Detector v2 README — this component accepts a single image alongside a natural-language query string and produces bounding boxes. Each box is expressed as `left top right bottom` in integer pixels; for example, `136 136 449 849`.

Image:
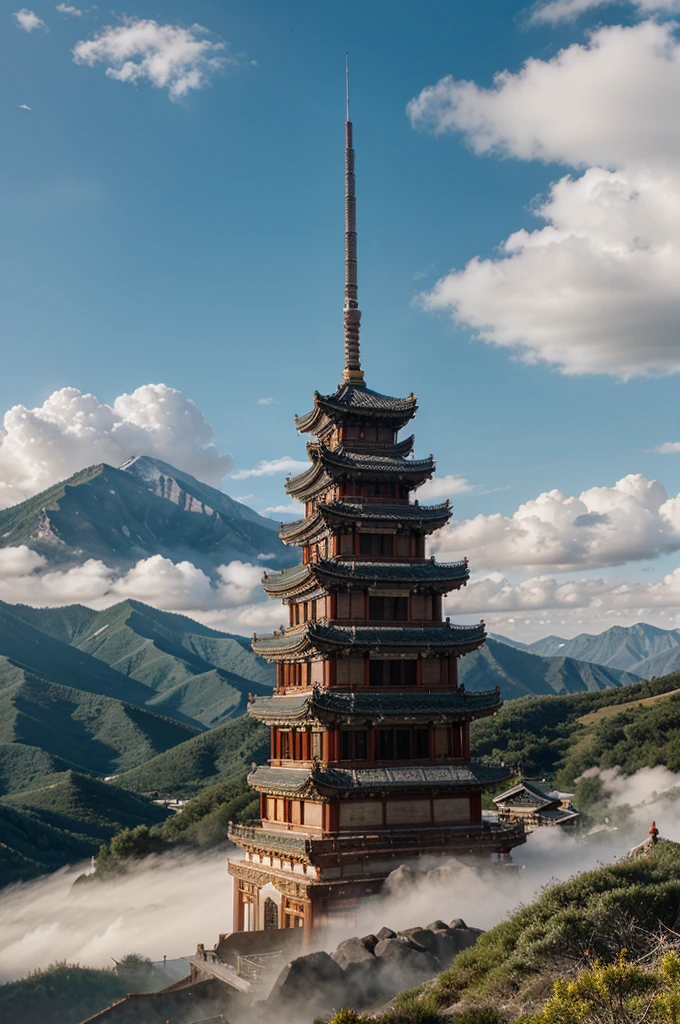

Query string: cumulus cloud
14 8 47 31
529 0 680 24
432 473 680 571
260 502 302 517
418 474 473 501
56 2 82 14
72 17 232 100
653 441 680 454
257 397 278 406
408 21 680 378
0 546 276 631
0 383 233 508
232 456 308 480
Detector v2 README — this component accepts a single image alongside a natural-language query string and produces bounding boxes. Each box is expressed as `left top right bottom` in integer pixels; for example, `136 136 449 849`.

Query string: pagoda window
311 732 322 759
368 596 408 621
377 729 394 760
280 731 292 759
359 533 394 557
369 659 418 687
339 729 369 761
413 727 429 759
395 729 411 759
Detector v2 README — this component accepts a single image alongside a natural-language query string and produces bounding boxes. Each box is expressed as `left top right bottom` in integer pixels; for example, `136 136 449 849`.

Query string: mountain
470 671 680 783
0 456 294 573
494 622 680 679
2 770 171 842
459 637 640 700
114 715 268 796
0 663 200 786
0 802 92 886
12 599 276 728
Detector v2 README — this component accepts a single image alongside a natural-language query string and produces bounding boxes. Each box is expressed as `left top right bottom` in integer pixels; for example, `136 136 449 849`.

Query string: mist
2 766 680 987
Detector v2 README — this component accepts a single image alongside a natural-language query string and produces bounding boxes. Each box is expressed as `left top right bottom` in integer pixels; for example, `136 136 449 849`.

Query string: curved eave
295 388 418 435
251 623 487 661
261 559 470 599
247 761 510 797
310 445 436 482
279 512 327 547
278 501 453 547
247 687 503 726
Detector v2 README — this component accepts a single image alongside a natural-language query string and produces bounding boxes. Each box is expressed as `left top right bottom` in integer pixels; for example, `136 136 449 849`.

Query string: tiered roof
295 385 418 435
279 500 452 546
285 447 435 499
248 687 502 725
261 557 469 599
248 761 511 797
252 621 486 659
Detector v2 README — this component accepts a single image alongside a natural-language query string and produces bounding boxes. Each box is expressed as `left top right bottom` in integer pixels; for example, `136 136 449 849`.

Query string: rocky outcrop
265 918 483 1016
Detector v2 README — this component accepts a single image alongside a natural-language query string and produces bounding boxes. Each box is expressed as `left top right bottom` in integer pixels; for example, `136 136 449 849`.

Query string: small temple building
227 80 525 940
493 780 580 831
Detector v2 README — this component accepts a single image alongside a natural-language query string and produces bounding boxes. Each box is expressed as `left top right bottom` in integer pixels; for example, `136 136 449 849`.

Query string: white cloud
18 104 32 110
257 397 278 406
446 566 680 641
529 0 680 25
72 17 230 100
0 546 276 630
56 2 82 14
653 441 680 454
14 9 47 31
418 474 473 501
407 21 680 171
408 21 680 379
232 456 308 480
432 473 680 571
0 383 233 508
260 502 302 517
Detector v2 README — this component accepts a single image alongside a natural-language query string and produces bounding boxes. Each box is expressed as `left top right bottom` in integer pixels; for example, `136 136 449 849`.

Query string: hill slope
0 662 200 784
114 715 268 796
469 671 680 786
0 457 293 572
459 637 640 699
9 600 275 728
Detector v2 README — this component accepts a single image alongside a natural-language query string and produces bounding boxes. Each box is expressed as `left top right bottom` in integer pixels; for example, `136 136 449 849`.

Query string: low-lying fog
2 765 680 984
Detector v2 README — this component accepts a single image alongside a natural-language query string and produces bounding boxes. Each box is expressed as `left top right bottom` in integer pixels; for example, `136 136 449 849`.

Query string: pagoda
227 79 525 939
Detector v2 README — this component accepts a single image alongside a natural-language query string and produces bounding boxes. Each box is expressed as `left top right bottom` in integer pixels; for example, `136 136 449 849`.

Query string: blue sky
4 0 680 639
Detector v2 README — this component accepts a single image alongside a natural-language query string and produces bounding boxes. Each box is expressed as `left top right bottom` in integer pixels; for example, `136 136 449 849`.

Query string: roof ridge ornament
342 53 365 388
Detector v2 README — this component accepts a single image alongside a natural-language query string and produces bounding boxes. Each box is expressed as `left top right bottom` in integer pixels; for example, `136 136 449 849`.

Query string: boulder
373 936 440 988
360 933 379 952
426 919 449 932
397 927 439 955
267 950 346 1012
332 936 376 970
449 918 468 930
343 957 386 1009
376 926 397 941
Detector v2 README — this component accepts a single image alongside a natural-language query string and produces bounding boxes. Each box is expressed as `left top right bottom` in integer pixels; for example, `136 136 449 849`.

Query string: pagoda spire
342 54 365 386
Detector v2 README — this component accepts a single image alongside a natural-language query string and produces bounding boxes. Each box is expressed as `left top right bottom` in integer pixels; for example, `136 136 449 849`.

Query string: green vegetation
470 673 680 788
70 599 275 727
0 803 92 884
87 774 258 878
326 840 680 1023
0 664 199 782
0 958 167 1024
115 714 268 796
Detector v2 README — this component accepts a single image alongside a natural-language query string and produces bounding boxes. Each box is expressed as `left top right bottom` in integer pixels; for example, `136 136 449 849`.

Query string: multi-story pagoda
227 86 525 940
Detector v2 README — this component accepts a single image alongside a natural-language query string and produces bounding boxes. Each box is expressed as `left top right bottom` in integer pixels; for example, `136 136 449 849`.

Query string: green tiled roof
261 558 469 596
285 448 434 498
227 823 310 858
248 687 502 723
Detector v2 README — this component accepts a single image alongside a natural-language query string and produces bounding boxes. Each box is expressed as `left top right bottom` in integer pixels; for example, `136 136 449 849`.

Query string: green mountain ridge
114 714 269 796
0 661 200 783
494 621 680 680
460 636 641 699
